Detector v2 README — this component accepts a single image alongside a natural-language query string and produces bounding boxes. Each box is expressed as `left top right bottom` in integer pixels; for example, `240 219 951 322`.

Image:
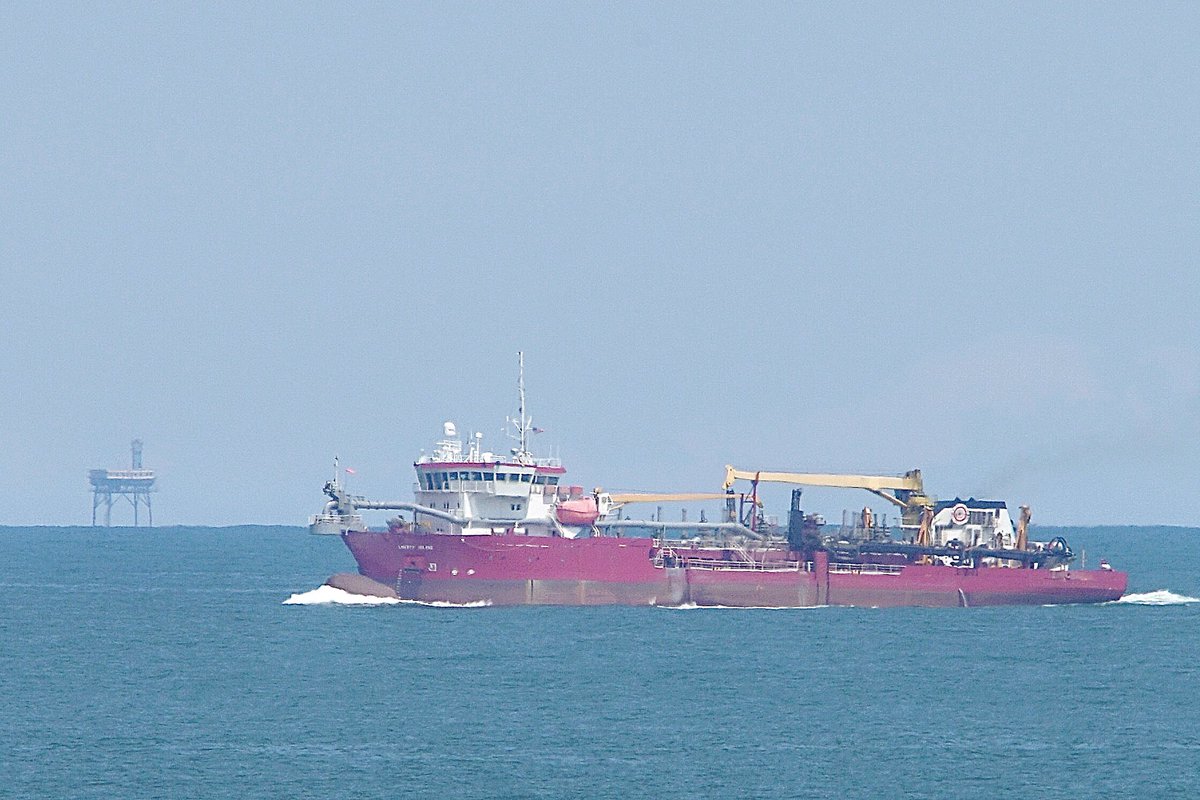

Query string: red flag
344 467 357 475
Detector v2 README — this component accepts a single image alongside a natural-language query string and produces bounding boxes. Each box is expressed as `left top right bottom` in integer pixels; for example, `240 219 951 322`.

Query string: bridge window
484 472 494 481
471 472 482 481
533 475 546 485
547 476 559 486
521 474 532 483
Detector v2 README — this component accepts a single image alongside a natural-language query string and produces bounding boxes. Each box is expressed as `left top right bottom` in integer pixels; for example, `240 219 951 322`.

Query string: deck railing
827 562 904 576
653 552 805 572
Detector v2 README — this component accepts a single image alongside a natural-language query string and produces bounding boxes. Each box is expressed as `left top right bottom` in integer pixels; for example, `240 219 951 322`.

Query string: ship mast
511 351 533 463
519 351 527 457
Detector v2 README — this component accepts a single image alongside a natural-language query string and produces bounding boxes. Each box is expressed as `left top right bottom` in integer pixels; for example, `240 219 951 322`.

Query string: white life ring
950 504 970 525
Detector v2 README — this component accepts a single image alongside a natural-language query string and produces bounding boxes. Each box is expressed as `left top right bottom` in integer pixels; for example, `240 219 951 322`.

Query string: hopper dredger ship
309 355 1127 607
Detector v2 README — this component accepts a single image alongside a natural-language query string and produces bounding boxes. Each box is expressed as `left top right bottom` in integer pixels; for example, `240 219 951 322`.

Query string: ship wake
1112 590 1200 606
660 602 828 610
283 585 492 608
283 585 400 606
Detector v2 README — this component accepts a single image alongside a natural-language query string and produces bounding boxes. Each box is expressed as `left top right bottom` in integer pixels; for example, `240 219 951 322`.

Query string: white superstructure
410 421 576 534
930 499 1016 548
311 353 611 537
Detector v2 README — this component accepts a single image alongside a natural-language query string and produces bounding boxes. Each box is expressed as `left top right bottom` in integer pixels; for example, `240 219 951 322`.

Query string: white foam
659 602 827 610
283 585 400 606
282 585 492 607
414 599 493 608
1113 590 1200 606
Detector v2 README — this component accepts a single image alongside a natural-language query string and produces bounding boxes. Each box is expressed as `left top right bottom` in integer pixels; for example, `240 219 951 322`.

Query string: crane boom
607 492 737 505
723 466 923 493
723 465 931 518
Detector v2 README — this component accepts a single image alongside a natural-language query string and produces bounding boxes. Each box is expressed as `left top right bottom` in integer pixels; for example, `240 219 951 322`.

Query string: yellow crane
1015 504 1031 551
605 491 741 505
722 465 933 524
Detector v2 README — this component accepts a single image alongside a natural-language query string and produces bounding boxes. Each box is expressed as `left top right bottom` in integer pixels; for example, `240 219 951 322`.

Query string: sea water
1 525 1196 799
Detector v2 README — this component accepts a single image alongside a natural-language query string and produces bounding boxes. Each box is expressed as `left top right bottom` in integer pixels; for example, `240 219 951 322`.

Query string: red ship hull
337 531 1128 607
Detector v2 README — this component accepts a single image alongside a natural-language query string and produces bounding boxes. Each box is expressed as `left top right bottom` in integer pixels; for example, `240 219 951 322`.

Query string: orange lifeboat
555 498 599 526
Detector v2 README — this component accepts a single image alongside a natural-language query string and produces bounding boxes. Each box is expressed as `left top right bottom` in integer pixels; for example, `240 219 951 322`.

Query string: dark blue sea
1 525 1197 799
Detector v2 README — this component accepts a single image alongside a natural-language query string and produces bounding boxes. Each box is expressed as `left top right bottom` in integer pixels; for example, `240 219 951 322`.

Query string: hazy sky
2 3 1197 526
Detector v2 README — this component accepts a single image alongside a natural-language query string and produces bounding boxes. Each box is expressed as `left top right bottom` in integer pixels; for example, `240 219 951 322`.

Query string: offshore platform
89 439 156 526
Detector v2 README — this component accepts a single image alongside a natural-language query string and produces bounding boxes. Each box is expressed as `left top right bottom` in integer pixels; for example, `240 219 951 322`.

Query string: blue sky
2 3 1196 526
